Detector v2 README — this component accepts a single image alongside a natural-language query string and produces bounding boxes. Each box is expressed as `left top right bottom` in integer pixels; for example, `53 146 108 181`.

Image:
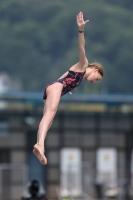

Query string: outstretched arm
76 12 89 68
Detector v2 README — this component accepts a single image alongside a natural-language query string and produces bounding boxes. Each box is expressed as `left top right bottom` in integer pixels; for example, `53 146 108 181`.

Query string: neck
84 68 94 78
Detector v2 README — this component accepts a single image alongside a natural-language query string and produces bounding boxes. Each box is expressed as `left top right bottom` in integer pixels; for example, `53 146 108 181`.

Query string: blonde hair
88 62 104 77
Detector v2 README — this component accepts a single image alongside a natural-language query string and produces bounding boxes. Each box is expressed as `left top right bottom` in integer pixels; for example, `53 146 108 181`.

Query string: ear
94 68 98 73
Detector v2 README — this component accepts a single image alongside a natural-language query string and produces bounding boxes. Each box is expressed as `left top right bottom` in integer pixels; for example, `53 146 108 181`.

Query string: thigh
44 82 63 114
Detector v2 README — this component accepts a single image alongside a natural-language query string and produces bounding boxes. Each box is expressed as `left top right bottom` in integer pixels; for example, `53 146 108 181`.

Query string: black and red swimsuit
43 70 85 100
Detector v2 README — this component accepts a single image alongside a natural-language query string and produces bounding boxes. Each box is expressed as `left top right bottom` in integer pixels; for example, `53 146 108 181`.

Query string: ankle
37 143 43 146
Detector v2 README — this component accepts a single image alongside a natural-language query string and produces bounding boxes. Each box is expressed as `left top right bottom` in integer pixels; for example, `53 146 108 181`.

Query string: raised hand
76 11 89 31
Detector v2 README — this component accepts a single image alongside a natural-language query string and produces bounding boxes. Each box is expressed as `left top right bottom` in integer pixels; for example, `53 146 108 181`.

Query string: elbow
79 45 84 50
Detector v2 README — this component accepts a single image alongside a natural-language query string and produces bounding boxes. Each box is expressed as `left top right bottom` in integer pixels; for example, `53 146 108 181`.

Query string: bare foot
33 144 47 165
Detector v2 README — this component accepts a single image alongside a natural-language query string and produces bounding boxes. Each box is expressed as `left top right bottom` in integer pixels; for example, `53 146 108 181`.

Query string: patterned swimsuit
43 70 85 100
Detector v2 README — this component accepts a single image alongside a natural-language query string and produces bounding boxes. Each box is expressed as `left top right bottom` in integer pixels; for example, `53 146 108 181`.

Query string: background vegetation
0 0 133 94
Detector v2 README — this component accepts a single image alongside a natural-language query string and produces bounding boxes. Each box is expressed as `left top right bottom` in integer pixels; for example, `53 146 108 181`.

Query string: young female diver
33 11 104 165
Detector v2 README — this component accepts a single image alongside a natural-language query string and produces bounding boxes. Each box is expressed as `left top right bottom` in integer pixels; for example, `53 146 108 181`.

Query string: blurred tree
0 0 133 93
101 0 133 10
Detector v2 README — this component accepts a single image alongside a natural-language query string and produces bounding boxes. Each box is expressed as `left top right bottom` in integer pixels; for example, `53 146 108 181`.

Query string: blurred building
0 73 22 93
0 92 133 200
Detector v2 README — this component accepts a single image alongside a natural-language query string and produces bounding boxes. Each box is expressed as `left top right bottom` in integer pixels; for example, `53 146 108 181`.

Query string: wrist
78 26 84 30
78 27 84 33
79 30 84 33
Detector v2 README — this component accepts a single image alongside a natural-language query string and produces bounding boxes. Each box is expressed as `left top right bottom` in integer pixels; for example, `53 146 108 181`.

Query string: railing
0 163 28 200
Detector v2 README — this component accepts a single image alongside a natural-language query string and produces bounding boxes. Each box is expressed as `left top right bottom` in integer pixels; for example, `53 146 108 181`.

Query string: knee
39 115 53 129
49 120 53 127
44 111 56 124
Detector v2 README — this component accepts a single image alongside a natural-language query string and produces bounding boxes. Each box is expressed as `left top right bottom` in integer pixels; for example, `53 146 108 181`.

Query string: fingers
77 11 89 23
85 20 89 24
77 11 83 20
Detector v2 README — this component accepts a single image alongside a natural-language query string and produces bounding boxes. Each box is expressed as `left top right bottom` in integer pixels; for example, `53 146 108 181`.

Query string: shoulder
69 60 88 72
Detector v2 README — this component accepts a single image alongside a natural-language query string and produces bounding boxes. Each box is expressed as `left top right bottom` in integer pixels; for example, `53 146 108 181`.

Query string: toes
33 148 47 165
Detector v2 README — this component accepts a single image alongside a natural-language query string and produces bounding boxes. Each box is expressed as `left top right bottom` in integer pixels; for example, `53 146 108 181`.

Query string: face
85 68 102 83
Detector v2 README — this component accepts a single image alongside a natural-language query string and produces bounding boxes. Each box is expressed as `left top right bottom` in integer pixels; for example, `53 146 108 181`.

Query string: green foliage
0 0 133 93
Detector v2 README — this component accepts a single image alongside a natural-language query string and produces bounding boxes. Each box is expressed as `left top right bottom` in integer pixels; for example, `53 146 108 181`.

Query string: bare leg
33 83 63 165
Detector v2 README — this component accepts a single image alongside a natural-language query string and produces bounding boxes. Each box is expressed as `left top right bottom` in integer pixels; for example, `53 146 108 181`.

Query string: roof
0 91 133 104
0 91 133 113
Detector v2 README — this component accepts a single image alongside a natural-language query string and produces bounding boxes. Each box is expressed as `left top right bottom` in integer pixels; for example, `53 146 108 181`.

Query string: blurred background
0 0 133 200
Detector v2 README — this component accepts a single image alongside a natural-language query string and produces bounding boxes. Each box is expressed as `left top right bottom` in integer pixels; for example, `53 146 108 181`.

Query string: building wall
0 96 133 199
